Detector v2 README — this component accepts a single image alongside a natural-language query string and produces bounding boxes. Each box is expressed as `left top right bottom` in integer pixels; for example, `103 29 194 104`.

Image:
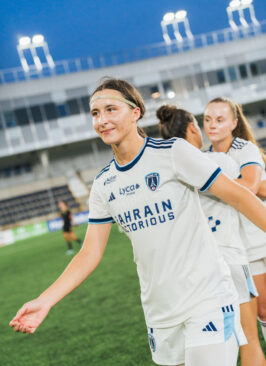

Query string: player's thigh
63 232 71 241
185 333 238 366
69 231 78 240
239 301 260 343
253 273 266 318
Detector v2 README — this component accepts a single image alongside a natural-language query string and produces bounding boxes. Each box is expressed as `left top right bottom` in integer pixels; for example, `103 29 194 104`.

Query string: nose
98 112 108 126
208 120 216 129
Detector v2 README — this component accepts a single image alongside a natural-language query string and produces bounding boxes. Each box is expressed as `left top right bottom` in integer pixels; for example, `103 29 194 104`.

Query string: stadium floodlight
19 36 31 46
227 0 259 30
161 9 193 44
163 12 175 23
175 10 187 20
32 34 45 44
17 34 55 72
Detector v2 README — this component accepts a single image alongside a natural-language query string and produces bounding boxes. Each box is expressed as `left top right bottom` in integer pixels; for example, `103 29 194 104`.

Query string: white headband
90 94 137 109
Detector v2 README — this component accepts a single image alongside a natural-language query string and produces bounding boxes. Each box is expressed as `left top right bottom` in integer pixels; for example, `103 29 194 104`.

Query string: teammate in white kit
156 104 265 366
10 80 266 366
203 97 266 352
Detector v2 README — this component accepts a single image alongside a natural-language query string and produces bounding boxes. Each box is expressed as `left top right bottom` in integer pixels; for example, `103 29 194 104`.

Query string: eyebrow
90 104 118 114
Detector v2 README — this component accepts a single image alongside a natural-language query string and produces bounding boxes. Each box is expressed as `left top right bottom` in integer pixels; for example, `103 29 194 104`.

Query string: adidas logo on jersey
108 192 116 202
202 321 217 332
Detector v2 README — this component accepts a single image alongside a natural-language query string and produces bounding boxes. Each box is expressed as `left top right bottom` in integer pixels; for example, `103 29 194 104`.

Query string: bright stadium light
227 0 259 30
167 90 176 99
32 34 44 44
161 9 193 44
229 0 241 8
163 12 175 23
17 34 55 72
19 36 31 46
175 10 187 20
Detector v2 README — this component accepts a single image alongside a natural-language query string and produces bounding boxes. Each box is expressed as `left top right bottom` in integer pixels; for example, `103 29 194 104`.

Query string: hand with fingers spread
9 299 51 334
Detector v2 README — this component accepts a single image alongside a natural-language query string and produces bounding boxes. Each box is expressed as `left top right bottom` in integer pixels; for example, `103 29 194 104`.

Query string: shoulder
95 159 115 180
146 137 177 150
231 137 249 150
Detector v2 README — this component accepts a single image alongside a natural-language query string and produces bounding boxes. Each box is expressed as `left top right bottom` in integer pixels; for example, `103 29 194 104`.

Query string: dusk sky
1 0 266 70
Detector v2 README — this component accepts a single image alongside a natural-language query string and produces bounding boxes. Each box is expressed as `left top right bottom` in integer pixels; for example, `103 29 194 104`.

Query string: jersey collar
114 138 148 172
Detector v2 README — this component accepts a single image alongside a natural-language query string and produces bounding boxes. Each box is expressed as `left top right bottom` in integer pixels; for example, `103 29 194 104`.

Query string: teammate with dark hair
157 104 266 366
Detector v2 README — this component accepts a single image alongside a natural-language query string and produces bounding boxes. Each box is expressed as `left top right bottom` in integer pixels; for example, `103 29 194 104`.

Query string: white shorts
229 264 258 303
249 258 266 276
147 303 247 366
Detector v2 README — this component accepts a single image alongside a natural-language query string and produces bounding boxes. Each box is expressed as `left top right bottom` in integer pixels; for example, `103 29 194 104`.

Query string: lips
101 128 114 135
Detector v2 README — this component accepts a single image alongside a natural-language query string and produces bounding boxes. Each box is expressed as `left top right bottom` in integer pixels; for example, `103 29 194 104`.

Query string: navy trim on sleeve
88 217 115 224
240 162 263 170
200 167 222 192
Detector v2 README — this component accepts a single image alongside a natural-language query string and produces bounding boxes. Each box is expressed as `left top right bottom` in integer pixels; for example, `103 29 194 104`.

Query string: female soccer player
10 79 266 366
58 200 82 254
156 104 265 366
204 97 266 346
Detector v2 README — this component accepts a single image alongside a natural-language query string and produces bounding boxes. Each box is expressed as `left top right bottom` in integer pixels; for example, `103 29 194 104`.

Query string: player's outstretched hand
9 299 51 334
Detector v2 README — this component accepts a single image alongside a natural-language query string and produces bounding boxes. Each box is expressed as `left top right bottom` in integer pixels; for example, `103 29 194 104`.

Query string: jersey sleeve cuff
88 217 115 224
200 167 222 192
240 162 263 170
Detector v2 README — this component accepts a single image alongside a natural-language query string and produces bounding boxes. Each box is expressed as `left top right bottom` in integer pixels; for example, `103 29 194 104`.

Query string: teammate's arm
9 223 112 334
209 173 266 232
234 165 262 194
257 179 266 198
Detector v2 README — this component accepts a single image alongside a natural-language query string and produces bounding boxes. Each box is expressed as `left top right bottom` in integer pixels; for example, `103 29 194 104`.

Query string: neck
112 132 145 165
212 136 234 152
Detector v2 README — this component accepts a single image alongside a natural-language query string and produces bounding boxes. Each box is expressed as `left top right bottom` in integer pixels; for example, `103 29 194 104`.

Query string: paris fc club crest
145 172 160 191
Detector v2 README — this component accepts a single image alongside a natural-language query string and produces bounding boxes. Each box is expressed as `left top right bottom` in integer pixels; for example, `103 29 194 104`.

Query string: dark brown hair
207 97 266 164
91 77 147 137
156 105 194 139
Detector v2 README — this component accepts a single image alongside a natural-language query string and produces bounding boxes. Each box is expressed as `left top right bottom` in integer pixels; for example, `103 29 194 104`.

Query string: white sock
258 317 266 341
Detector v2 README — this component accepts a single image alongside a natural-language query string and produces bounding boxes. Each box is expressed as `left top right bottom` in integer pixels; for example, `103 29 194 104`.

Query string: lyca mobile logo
119 184 140 195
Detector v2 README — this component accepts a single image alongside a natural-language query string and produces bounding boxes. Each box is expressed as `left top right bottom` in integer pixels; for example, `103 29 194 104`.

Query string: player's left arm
209 172 266 232
235 164 262 194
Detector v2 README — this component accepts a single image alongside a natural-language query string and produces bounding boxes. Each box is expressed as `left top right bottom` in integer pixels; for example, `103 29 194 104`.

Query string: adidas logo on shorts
202 321 217 332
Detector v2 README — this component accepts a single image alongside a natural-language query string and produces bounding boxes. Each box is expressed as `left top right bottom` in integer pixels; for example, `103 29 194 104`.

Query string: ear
187 122 197 134
132 107 141 122
232 118 238 130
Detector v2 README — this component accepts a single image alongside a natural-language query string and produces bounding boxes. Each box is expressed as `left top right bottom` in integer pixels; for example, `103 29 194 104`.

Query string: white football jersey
200 152 248 265
88 137 237 328
210 137 266 262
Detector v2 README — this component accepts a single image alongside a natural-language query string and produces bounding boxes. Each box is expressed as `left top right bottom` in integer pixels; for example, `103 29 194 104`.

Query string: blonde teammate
204 97 266 347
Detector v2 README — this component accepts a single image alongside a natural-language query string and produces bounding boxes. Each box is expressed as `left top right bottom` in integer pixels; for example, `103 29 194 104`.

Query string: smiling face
90 89 140 145
203 102 238 145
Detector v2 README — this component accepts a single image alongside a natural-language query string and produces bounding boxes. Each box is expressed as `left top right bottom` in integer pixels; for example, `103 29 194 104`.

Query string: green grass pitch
1 224 265 365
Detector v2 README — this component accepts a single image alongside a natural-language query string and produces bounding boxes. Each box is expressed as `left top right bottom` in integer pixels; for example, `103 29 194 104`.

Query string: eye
91 111 99 117
107 107 115 112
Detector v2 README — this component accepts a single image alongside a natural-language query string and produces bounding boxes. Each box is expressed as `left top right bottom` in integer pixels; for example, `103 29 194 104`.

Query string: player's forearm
210 174 266 232
234 178 260 194
220 185 266 231
38 248 102 308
